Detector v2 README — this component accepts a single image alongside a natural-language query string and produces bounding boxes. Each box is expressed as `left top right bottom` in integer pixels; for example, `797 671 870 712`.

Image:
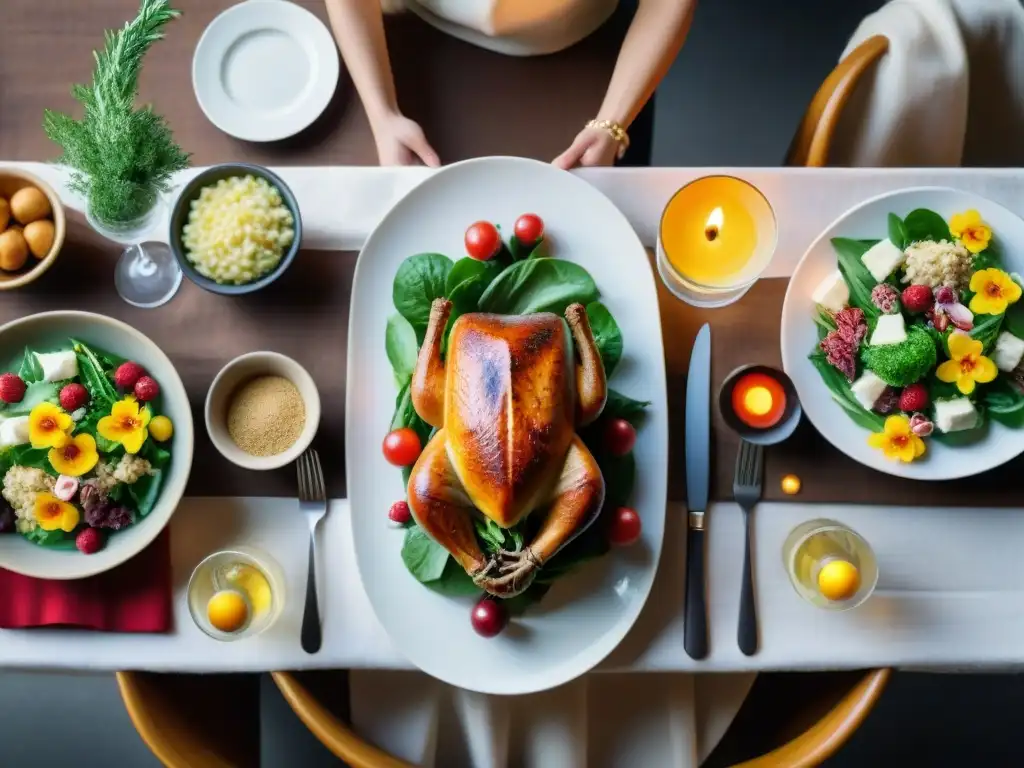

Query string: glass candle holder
657 175 777 308
187 547 285 641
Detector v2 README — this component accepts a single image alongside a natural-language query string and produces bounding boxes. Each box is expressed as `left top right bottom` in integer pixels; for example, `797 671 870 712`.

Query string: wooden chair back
786 35 889 167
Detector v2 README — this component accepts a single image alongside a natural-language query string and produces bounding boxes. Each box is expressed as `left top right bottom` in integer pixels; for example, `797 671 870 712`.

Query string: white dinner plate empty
193 0 340 142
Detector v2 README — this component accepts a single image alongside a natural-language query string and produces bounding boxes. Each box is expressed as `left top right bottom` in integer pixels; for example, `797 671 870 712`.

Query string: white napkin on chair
349 671 701 767
831 0 1024 167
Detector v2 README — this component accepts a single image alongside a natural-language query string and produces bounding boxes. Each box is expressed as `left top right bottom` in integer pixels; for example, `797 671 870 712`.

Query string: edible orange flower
34 492 79 532
949 209 992 254
867 415 926 463
968 268 1021 315
48 433 99 477
936 331 997 395
28 402 73 449
97 396 151 455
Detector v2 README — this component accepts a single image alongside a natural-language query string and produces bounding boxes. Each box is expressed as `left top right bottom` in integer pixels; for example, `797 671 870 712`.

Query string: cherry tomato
382 428 422 466
603 418 636 456
470 597 509 638
465 221 501 261
514 213 544 246
608 506 642 546
388 500 412 524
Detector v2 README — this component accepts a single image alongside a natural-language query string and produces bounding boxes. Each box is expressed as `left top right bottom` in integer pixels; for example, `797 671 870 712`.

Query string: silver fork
734 439 764 657
298 449 327 654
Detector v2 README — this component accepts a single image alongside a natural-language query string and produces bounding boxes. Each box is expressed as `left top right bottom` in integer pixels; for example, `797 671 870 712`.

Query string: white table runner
4 162 1023 766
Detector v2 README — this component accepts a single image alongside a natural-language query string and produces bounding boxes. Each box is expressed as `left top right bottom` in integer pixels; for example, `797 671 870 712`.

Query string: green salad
0 340 174 553
810 207 1024 463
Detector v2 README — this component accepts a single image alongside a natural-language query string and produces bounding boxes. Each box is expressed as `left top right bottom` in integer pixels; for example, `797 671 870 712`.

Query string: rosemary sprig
43 0 190 224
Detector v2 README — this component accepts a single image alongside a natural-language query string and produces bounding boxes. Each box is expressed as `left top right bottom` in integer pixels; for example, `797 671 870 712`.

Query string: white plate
193 0 339 142
0 312 193 579
346 157 669 695
781 187 1024 480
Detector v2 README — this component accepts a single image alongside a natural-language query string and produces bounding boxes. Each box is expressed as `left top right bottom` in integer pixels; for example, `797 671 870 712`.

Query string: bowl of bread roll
0 168 65 289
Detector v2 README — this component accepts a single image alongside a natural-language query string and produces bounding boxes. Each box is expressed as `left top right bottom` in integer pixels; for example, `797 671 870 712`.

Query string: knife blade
684 323 711 660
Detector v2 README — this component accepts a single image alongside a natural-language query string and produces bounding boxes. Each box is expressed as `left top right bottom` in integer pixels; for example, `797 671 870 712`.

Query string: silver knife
684 323 711 660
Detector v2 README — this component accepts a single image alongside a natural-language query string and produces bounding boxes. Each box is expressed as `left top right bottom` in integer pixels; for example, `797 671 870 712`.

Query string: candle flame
704 207 724 241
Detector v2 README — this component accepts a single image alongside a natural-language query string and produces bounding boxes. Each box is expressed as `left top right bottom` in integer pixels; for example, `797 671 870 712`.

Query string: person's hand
371 112 441 167
553 125 622 169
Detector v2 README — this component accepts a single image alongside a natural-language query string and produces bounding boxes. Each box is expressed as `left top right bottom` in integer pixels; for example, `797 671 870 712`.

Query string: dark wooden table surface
0 4 885 764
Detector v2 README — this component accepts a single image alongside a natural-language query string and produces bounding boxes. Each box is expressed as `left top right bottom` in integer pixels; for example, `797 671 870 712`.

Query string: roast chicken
406 298 608 597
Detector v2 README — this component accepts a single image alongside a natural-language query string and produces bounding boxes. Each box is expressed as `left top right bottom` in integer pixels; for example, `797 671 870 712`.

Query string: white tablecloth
4 162 1023 766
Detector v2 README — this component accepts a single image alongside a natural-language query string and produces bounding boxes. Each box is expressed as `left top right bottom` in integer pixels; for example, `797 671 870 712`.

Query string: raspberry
0 373 25 404
901 285 933 314
59 382 88 411
133 376 160 402
899 383 929 412
935 285 956 305
75 527 103 555
114 361 146 390
388 500 412 524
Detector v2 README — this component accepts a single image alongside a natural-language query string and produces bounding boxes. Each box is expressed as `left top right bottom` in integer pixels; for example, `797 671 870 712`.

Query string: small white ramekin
205 351 321 470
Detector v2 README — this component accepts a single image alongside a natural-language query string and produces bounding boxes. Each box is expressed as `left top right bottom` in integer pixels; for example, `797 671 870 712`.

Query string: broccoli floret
861 326 937 387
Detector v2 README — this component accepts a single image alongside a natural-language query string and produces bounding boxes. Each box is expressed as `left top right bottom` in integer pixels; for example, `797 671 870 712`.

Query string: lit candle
731 372 786 429
656 176 777 308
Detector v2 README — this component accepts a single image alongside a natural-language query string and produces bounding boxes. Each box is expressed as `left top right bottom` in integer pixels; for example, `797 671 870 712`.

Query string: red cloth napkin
0 530 172 632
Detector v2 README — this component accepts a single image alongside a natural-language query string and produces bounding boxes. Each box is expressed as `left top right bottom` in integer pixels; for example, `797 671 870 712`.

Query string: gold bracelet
586 119 630 159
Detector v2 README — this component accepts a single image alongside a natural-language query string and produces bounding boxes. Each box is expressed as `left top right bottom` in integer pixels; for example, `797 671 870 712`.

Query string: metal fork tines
298 449 327 654
733 439 764 657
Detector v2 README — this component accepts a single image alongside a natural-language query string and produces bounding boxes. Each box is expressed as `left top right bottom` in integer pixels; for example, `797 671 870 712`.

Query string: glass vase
87 192 182 309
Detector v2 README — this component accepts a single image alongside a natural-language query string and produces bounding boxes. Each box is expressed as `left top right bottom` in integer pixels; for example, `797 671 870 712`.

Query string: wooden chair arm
116 671 259 768
787 35 889 167
731 668 891 767
271 671 412 768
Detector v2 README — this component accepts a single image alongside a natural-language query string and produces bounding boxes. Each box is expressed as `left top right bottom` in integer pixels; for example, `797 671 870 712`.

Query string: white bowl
205 351 320 470
781 187 1024 480
0 311 194 579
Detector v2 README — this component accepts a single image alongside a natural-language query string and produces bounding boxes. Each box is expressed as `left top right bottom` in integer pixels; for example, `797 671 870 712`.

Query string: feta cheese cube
993 331 1024 372
34 351 78 383
869 313 907 346
934 398 978 433
0 415 30 448
850 371 888 411
811 270 849 314
860 239 906 283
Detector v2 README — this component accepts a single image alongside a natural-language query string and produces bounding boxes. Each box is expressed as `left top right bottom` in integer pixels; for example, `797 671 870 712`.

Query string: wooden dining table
0 2 885 764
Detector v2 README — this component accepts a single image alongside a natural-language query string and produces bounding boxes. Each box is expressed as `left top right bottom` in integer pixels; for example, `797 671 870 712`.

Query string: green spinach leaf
809 351 885 431
984 380 1024 427
971 312 1004 352
903 208 951 243
26 527 73 548
392 253 453 339
17 347 43 383
887 213 908 250
6 445 54 474
401 525 450 582
129 469 162 517
0 381 58 417
602 451 636 508
603 389 651 426
586 302 622 377
423 558 481 597
385 314 419 388
141 441 171 468
72 340 119 407
478 258 599 315
830 238 881 319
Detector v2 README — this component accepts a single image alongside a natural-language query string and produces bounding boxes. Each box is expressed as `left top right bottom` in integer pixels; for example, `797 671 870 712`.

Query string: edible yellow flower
968 268 1021 315
33 492 79 533
48 433 99 477
97 396 151 455
867 415 926 463
949 209 992 254
28 402 73 449
936 331 997 395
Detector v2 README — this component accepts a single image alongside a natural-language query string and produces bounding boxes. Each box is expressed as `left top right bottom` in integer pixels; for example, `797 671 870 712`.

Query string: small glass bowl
187 547 285 641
